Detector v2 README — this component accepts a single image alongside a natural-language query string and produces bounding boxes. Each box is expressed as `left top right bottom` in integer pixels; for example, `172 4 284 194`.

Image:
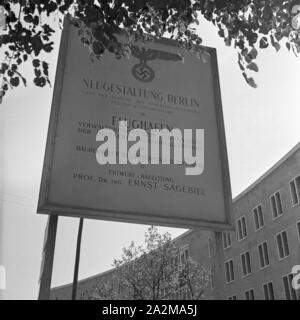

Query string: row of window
225 229 294 283
211 222 300 263
228 274 298 300
223 220 300 257
223 213 300 250
224 176 300 245
236 190 283 241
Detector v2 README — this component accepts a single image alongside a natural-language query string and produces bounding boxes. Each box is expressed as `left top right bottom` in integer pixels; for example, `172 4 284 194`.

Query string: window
241 251 252 276
222 232 232 249
237 216 247 240
225 259 234 283
258 241 270 269
245 289 255 300
180 246 189 265
283 274 298 300
253 204 264 230
263 282 275 300
228 295 237 300
297 221 300 242
208 237 213 258
290 176 300 206
270 191 283 219
276 230 290 260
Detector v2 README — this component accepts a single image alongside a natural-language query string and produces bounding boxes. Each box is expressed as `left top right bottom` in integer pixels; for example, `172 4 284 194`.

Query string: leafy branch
0 0 299 102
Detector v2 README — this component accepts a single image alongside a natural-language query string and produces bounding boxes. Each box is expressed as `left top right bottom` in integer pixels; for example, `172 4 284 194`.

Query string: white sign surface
38 21 233 230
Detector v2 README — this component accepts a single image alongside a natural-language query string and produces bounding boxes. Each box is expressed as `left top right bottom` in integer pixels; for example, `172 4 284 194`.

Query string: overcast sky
1 16 300 300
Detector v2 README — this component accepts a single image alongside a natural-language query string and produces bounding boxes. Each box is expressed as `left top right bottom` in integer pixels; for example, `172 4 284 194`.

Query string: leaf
248 47 258 60
242 72 257 88
247 62 259 72
32 59 40 67
34 77 46 87
259 37 268 49
273 41 281 52
43 42 54 53
238 60 245 71
92 41 105 55
247 77 257 88
1 63 8 71
10 77 20 87
34 68 41 77
244 54 252 64
32 36 43 55
33 15 39 26
24 14 33 23
43 24 55 35
218 28 225 38
270 35 280 52
14 70 27 87
275 32 282 42
242 72 248 82
42 61 49 76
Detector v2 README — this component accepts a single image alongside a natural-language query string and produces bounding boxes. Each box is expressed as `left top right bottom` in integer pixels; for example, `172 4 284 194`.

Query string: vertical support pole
297 252 300 300
213 232 225 300
71 218 84 300
38 214 58 300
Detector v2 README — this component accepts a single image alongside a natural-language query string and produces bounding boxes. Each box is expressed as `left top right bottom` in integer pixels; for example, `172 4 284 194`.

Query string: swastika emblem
132 63 155 83
130 45 183 83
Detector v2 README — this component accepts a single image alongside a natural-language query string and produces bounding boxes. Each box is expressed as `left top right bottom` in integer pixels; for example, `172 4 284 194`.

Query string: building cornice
233 142 300 203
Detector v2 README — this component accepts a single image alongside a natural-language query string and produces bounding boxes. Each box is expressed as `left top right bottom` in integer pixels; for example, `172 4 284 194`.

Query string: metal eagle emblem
130 45 183 83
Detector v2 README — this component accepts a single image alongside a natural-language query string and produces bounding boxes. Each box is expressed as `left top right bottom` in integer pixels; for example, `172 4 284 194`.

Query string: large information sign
38 20 233 231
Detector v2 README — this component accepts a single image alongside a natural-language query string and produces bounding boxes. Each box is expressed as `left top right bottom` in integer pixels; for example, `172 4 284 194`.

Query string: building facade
221 142 300 300
51 143 300 300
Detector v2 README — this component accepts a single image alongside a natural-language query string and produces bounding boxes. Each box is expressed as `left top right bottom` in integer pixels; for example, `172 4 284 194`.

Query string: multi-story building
51 142 300 300
221 142 300 300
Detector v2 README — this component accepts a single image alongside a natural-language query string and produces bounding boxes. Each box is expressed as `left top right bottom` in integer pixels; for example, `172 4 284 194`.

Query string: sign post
71 218 84 300
38 214 58 300
213 232 225 300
